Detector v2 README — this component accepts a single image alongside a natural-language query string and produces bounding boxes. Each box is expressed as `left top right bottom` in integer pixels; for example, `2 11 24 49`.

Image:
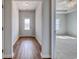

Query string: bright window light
24 18 30 30
56 19 60 30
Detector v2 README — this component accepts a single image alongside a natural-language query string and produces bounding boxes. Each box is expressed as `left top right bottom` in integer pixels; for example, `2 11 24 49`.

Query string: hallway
3 0 52 59
13 37 41 59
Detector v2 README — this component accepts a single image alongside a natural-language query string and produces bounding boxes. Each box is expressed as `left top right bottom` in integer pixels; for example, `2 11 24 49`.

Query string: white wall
12 2 19 45
66 11 77 37
56 11 77 37
56 14 67 35
4 0 19 57
42 0 51 57
19 10 35 36
4 0 12 57
35 2 42 47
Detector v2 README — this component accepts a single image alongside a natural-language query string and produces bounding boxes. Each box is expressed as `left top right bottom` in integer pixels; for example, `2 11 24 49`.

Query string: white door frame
2 0 5 58
51 0 56 59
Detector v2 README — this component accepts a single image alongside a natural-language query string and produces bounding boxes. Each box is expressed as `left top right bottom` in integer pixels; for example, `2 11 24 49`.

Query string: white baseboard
35 36 42 45
12 36 19 46
4 54 12 58
41 53 51 58
19 35 36 37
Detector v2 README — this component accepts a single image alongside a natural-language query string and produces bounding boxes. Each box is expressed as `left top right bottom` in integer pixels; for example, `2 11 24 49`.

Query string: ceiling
56 0 77 13
13 0 76 14
12 1 42 10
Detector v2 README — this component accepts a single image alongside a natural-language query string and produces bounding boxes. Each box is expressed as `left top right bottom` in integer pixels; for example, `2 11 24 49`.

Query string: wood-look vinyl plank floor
13 37 41 59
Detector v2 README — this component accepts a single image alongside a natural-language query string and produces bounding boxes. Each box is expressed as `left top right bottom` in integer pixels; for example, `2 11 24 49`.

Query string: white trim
4 54 12 58
12 36 19 58
12 36 19 46
41 54 51 58
51 0 55 59
35 36 42 46
19 35 35 37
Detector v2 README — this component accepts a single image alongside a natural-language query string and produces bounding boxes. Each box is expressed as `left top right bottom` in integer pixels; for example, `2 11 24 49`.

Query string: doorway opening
55 0 77 59
12 1 42 58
